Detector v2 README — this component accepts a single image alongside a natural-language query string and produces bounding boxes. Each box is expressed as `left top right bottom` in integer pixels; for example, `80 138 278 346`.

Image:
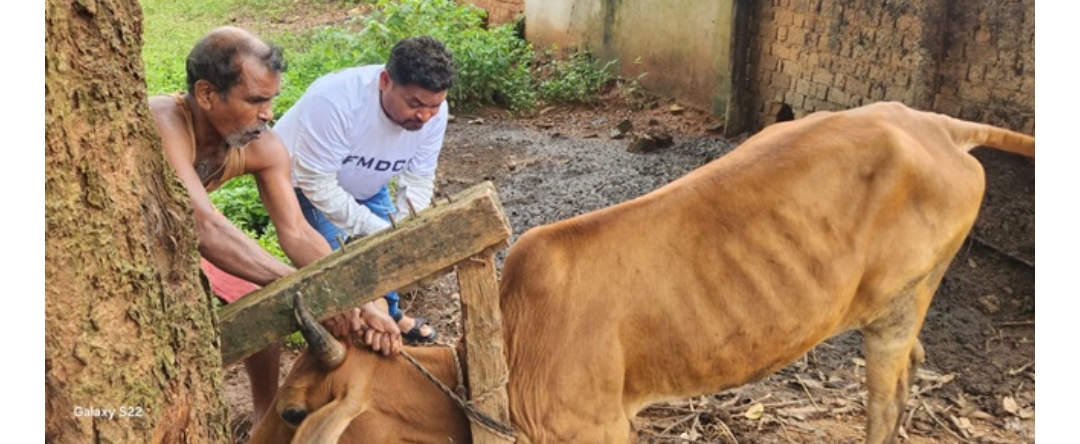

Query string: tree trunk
45 0 230 442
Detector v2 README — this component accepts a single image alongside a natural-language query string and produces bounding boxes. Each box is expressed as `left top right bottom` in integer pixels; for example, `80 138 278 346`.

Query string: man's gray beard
225 122 268 148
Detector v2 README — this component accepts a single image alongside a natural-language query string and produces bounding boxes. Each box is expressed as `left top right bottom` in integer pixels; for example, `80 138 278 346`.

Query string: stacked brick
465 0 525 26
746 0 1033 136
933 0 1034 135
743 0 1033 263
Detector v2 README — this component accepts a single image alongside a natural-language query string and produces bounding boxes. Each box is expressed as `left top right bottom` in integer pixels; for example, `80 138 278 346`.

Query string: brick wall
933 0 1035 135
743 0 1034 135
739 0 1034 263
465 0 525 26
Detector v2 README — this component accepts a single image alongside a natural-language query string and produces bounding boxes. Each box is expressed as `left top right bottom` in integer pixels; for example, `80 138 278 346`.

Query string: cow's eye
281 408 308 426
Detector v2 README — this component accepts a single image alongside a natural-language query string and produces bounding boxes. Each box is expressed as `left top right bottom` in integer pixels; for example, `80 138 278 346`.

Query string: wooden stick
406 198 419 219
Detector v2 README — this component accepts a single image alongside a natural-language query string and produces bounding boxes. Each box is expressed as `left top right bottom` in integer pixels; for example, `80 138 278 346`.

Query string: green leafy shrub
536 49 618 105
446 25 536 112
209 175 271 235
294 0 538 112
252 223 288 261
208 176 288 262
275 26 384 114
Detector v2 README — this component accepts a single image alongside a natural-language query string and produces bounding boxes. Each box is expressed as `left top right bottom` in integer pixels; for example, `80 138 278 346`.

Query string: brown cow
249 102 1035 444
247 295 471 444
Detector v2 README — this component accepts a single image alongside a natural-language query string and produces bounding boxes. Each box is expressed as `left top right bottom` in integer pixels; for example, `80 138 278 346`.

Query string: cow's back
500 102 995 443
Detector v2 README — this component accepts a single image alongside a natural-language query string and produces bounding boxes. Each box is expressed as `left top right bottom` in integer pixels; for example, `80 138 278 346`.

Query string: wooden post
216 181 511 364
458 249 513 443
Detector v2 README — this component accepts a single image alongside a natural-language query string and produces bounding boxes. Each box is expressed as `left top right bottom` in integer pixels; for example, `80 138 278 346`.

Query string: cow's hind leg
862 322 924 444
861 271 941 444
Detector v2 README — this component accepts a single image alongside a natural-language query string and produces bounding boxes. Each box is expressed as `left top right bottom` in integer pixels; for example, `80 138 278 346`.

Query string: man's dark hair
185 27 286 97
385 36 457 92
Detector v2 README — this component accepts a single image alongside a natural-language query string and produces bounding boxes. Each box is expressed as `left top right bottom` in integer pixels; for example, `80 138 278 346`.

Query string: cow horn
293 293 346 370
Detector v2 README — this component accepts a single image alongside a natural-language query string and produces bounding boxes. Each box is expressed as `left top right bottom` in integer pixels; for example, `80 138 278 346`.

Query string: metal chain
401 348 517 441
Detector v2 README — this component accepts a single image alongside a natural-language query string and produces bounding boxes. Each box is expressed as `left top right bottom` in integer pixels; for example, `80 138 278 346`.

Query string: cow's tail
948 117 1035 158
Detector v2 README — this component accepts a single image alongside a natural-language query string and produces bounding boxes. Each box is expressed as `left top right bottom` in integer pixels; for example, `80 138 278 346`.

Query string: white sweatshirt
274 65 447 236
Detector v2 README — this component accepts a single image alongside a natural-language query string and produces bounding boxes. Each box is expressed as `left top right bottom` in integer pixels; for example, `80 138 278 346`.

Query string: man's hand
328 301 401 355
357 301 403 355
322 301 403 356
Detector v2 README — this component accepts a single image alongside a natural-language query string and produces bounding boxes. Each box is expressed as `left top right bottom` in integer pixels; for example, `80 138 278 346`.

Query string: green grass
141 0 240 94
140 0 346 105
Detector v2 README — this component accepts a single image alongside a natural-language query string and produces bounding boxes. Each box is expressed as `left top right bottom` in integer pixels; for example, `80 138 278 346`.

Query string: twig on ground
663 437 703 443
716 418 739 444
717 394 743 410
689 414 701 440
795 375 821 410
999 320 1035 327
902 401 923 440
747 393 774 406
830 405 859 415
762 400 810 409
948 414 974 440
967 234 1035 269
921 400 973 443
658 413 698 436
1007 360 1035 376
646 403 697 414
778 419 795 443
912 373 956 397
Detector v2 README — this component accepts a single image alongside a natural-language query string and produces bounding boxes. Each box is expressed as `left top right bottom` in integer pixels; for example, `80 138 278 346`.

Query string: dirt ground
225 4 1035 443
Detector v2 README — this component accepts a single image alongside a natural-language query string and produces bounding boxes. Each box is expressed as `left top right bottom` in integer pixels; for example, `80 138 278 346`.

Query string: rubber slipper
402 316 437 344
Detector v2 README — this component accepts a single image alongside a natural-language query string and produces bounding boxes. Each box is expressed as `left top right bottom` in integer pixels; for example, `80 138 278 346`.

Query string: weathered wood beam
458 251 512 443
217 181 511 365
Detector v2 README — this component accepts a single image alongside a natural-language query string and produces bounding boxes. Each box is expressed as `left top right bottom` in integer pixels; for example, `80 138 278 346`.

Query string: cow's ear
292 394 365 443
281 407 308 428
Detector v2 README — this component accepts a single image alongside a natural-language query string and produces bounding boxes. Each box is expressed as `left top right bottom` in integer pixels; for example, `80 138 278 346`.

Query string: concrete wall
526 0 736 115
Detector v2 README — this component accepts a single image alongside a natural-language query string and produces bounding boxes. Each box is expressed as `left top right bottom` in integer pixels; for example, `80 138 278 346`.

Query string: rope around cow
401 347 518 441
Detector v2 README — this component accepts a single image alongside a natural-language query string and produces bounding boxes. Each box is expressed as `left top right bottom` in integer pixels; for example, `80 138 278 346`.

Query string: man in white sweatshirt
274 36 456 343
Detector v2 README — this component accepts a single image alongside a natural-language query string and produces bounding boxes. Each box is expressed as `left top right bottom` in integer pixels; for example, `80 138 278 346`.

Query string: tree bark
45 0 230 442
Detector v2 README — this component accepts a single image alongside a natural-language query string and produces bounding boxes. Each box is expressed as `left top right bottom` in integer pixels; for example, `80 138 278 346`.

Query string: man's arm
293 158 391 236
394 170 435 220
248 130 402 355
150 97 293 287
245 132 332 268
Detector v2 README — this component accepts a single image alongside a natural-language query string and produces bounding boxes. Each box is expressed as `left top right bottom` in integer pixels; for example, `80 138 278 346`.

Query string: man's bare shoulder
148 94 177 113
148 95 185 134
147 94 197 171
245 129 291 173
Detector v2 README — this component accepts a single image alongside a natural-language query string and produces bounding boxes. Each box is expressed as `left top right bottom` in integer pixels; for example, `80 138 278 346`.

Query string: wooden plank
457 251 513 443
217 181 511 364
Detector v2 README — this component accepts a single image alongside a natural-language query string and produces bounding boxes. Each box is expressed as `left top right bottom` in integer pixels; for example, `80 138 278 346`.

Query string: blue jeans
295 186 403 320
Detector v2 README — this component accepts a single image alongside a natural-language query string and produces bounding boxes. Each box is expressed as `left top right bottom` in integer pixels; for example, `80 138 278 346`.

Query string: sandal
399 315 437 344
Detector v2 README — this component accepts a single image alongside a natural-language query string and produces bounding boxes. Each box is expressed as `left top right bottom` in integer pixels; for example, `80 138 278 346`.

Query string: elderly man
273 35 457 344
147 26 403 422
